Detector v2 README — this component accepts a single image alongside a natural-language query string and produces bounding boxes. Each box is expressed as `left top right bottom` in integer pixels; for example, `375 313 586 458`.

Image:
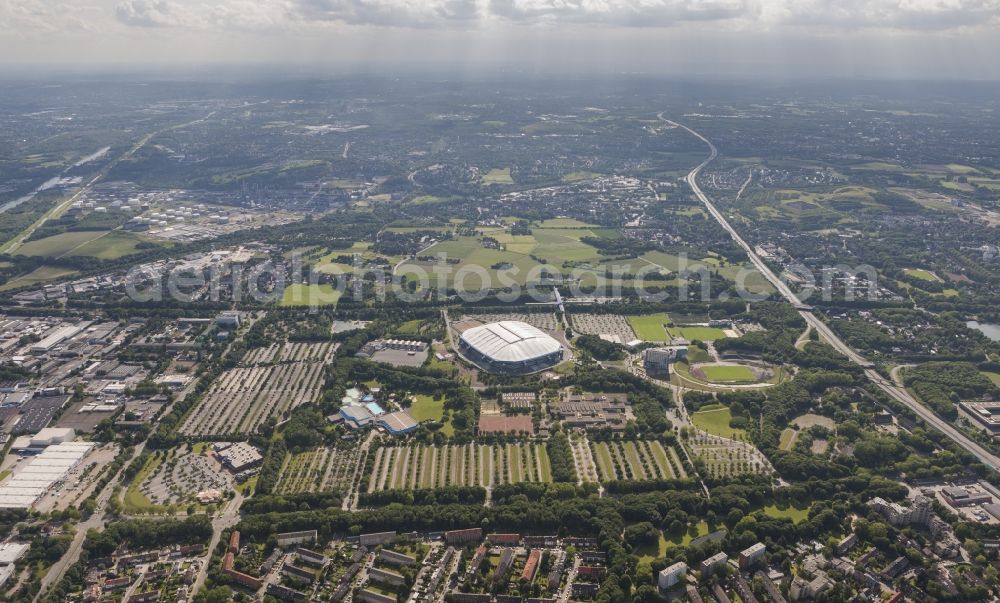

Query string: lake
967 321 1000 342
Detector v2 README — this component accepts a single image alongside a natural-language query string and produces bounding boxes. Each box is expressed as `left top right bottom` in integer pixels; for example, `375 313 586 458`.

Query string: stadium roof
459 321 561 362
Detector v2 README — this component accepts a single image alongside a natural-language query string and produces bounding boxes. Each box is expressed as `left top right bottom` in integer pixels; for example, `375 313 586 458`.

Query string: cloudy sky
3 0 1000 78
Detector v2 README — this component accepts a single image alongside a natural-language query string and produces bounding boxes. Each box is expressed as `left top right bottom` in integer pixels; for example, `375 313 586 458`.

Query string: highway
663 115 1000 472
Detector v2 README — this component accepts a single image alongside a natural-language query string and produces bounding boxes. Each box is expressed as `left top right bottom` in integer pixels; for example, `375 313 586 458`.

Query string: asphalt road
33 442 147 602
663 114 1000 473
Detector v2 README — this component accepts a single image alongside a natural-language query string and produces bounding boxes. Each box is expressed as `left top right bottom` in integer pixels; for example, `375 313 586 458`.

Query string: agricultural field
180 342 336 436
627 313 671 341
274 446 365 495
590 440 686 481
366 443 553 491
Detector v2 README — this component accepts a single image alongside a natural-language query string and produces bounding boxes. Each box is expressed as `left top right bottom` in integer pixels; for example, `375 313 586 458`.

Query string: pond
967 321 1000 342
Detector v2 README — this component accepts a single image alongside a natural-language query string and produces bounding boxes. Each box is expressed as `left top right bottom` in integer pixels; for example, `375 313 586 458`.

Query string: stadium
457 321 564 375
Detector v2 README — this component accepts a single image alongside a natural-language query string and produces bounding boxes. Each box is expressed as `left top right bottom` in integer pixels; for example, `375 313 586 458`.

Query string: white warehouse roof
459 321 562 363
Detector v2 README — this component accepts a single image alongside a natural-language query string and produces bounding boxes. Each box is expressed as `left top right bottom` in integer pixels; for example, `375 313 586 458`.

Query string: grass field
762 504 811 523
668 326 728 342
280 283 342 307
699 364 757 383
662 521 709 550
779 428 797 451
983 372 1000 387
628 313 670 341
394 228 602 290
67 231 160 259
0 265 78 291
15 229 164 260
122 455 163 514
408 395 444 422
690 405 745 439
17 230 112 257
537 218 599 228
561 171 602 183
483 167 514 185
685 346 711 364
791 414 836 430
903 268 940 282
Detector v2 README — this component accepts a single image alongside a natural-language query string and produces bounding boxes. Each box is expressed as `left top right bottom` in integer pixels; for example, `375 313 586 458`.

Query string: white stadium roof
460 321 562 363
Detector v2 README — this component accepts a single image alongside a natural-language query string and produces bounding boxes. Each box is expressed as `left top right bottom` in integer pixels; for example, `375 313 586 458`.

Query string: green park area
394 225 606 290
280 283 342 307
690 404 745 439
407 394 454 436
407 395 444 422
903 268 940 282
761 504 811 523
482 167 514 185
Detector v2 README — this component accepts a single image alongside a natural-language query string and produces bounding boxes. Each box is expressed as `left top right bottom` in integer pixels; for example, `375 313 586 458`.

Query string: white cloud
114 0 196 27
292 0 481 27
114 0 293 30
760 0 1000 31
105 0 1000 32
0 0 95 34
488 0 750 27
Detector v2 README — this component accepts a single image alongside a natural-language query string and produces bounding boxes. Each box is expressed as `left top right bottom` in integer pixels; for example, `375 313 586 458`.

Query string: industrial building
942 486 993 508
10 427 76 453
214 442 263 472
457 321 563 375
959 400 1000 433
0 440 94 509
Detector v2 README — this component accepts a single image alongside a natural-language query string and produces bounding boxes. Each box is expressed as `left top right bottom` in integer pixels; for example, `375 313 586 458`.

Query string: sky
3 0 1000 79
